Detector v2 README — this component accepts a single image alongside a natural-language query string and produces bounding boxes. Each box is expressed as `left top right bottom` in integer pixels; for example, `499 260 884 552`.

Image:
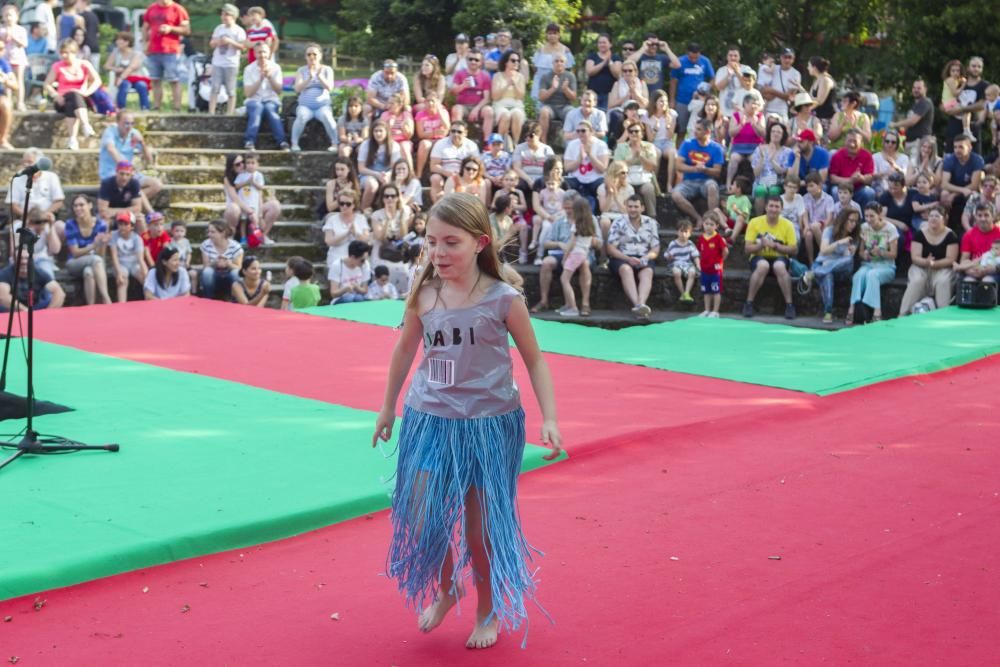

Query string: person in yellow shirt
743 195 798 318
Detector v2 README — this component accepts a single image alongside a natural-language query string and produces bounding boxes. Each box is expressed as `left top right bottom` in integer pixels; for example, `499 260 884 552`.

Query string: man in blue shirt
629 32 680 98
786 129 830 187
671 118 725 227
25 23 50 55
98 111 162 204
941 134 986 230
671 42 715 143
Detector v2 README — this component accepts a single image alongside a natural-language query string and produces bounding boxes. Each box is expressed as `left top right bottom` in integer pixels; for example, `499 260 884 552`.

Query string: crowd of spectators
4 2 1000 320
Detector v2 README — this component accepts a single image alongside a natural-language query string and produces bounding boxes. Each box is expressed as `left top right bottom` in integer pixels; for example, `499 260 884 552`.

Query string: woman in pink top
380 93 415 172
43 39 99 150
413 91 450 180
726 90 766 188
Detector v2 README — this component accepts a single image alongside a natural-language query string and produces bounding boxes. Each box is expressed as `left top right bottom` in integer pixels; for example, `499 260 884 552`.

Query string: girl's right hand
372 408 395 447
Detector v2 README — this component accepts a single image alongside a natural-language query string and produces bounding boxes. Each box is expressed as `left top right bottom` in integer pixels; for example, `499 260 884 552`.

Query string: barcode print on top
427 358 455 386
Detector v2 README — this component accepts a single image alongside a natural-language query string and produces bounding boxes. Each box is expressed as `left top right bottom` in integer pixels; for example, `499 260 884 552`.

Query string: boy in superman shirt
697 210 729 317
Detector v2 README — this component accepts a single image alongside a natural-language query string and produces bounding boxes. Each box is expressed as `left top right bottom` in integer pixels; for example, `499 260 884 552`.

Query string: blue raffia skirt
386 404 540 635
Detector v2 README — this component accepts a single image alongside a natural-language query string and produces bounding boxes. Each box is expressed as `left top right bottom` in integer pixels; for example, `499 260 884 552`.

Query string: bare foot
466 616 499 649
417 583 464 633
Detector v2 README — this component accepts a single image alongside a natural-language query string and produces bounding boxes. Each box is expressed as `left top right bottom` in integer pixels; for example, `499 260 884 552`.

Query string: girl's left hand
540 420 563 460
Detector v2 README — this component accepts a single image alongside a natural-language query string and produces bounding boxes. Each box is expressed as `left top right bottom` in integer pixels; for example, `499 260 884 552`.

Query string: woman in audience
290 43 338 152
614 120 658 216
324 156 361 219
199 219 243 299
787 92 822 145
906 136 943 188
43 38 99 150
750 119 792 213
645 90 677 192
878 172 915 241
322 187 371 269
807 57 836 135
370 183 412 293
491 50 527 148
380 93 415 171
827 91 872 148
413 91 450 179
231 254 270 306
608 61 649 149
847 202 897 324
64 194 112 305
105 30 150 111
898 205 959 314
444 155 490 206
690 93 727 146
357 120 403 211
143 245 190 300
873 129 909 195
802 208 859 324
597 159 634 245
390 159 423 213
412 54 445 113
727 91 766 188
530 23 574 102
337 95 369 159
512 121 555 190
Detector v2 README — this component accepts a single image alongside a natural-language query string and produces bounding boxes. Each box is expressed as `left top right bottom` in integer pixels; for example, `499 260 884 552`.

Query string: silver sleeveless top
405 281 522 419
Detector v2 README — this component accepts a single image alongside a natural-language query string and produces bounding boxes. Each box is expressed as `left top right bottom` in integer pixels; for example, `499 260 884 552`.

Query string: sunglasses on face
622 46 635 52
450 129 465 134
884 139 898 144
339 201 354 207
576 129 589 134
383 193 398 198
468 57 481 63
628 128 641 134
464 165 479 172
510 57 520 63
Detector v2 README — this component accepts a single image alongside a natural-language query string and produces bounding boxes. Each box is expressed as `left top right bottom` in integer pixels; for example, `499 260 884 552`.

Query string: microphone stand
0 171 119 473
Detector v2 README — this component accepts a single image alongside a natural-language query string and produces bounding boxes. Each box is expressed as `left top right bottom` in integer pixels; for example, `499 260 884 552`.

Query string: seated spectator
725 90 765 188
366 59 410 119
391 159 424 214
489 192 516 248
743 195 798 319
724 176 753 238
961 174 999 231
800 208 860 323
337 95 368 160
328 240 372 303
371 183 412 292
412 54 445 113
141 211 171 266
444 155 491 207
6 149 65 237
484 27 511 73
664 220 699 303
694 95 728 148
585 33 622 110
291 43 338 152
368 264 400 300
878 172 915 240
413 91 450 180
64 194 112 305
281 256 321 311
537 53 577 142
644 90 678 191
229 152 281 244
42 38 98 150
672 118 725 228
444 33 470 87
899 205 959 314
169 220 195 291
98 161 146 231
512 121 554 189
779 178 810 261
242 42 289 151
910 172 940 230
613 120 658 215
684 82 713 136
12 208 61 277
26 22 48 57
491 50 527 147
99 111 162 206
596 159 633 248
955 204 1000 282
323 187 371 269
357 121 403 211
531 23 575 102
532 166 568 258
232 254 270 306
323 156 361 219
449 49 493 140
205 4 244 115
530 191 576 312
109 211 147 303
787 129 830 185
787 92 822 145
750 119 792 213
0 252 65 312
940 133 985 230
380 93 414 170
564 120 610 212
482 134 512 193
198 219 243 299
872 129 909 195
607 61 649 148
730 65 758 115
104 30 151 111
847 203 898 324
607 194 659 319
143 245 190 300
906 136 943 188
429 121 479 202
557 196 598 317
827 91 872 148
491 171 530 261
562 90 607 144
828 129 876 208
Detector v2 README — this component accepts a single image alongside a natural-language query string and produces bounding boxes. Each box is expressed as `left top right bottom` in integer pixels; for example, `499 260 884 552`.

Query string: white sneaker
533 257 543 266
639 304 652 318
556 306 579 317
708 311 720 318
518 251 529 264
81 122 95 137
67 137 79 150
698 310 710 317
263 235 276 246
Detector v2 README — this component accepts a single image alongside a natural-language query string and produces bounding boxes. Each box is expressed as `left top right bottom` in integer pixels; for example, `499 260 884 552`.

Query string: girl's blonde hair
606 159 628 185
405 193 522 309
570 196 596 237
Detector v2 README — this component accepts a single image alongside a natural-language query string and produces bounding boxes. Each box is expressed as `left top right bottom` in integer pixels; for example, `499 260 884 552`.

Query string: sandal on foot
580 306 591 317
845 312 855 326
530 302 549 313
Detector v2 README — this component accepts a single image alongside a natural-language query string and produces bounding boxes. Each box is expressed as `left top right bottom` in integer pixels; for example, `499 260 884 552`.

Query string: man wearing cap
99 161 147 232
562 90 607 143
890 79 934 162
5 149 65 235
429 120 480 202
99 111 162 206
628 32 680 98
828 128 876 208
538 54 577 141
367 59 411 119
450 49 493 140
11 208 62 279
141 0 191 111
564 120 610 212
0 250 65 312
670 42 714 142
671 118 724 227
713 46 744 118
786 129 830 185
445 34 471 86
485 28 512 74
757 48 802 121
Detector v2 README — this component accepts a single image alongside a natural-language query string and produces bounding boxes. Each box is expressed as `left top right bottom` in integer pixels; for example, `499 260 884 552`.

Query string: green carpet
303 302 1000 395
0 342 557 601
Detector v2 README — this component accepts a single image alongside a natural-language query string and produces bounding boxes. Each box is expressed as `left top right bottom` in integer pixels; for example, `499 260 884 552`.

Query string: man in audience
429 120 479 202
758 47 802 121
828 129 875 208
367 59 410 118
956 204 1000 281
0 251 65 312
449 49 493 141
607 194 660 319
671 118 724 227
485 28 511 73
941 133 985 231
141 0 191 111
787 129 830 185
743 195 798 319
99 111 161 205
890 79 934 161
962 174 1000 231
563 120 610 212
99 161 146 231
537 54 577 142
563 90 608 143
670 42 713 142
242 42 289 151
944 56 988 150
6 149 64 236
628 32 679 98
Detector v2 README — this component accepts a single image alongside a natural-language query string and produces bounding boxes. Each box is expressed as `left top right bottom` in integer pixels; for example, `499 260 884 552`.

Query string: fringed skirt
386 404 540 634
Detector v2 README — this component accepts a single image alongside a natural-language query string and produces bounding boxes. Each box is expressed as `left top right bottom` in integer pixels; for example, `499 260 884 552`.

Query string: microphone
14 156 53 178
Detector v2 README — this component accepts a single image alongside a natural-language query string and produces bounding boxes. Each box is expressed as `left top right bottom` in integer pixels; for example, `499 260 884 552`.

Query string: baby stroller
187 53 228 112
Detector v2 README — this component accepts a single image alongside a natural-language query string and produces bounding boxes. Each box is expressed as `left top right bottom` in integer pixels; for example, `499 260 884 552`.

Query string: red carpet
31 298 811 449
3 351 998 665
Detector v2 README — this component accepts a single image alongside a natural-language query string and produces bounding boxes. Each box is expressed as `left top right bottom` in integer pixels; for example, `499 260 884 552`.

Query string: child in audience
402 212 426 248
557 196 596 317
280 255 307 310
832 182 861 219
208 3 246 115
780 178 809 260
368 264 400 300
489 192 516 250
909 172 938 231
726 176 752 238
665 220 699 302
978 238 1000 273
110 212 147 303
170 220 195 293
482 134 512 192
402 243 425 297
531 170 565 257
243 6 276 66
696 210 729 318
491 170 528 260
141 211 171 266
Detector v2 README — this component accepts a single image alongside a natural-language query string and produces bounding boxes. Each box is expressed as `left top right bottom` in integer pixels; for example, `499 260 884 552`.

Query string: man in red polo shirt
142 0 190 111
956 203 1000 282
827 128 875 208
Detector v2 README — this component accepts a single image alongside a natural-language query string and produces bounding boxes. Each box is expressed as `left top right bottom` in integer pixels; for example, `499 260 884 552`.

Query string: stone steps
166 201 314 223
162 184 324 206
